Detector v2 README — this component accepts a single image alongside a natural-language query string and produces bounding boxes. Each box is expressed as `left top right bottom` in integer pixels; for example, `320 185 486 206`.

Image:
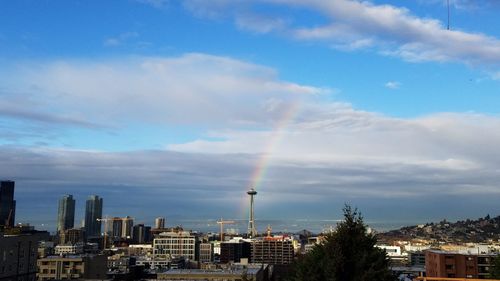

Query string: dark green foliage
489 255 500 279
288 205 396 281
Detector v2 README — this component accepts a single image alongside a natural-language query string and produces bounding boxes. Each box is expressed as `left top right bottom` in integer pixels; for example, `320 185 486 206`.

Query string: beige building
153 231 197 261
37 255 107 280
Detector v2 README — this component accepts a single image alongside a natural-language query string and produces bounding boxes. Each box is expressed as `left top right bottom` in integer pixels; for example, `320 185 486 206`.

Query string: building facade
121 216 133 238
153 231 197 261
0 180 16 228
198 242 213 263
84 195 102 238
59 228 85 245
220 239 251 264
56 195 75 232
37 255 107 280
425 250 496 279
251 236 294 265
0 233 40 281
155 217 165 229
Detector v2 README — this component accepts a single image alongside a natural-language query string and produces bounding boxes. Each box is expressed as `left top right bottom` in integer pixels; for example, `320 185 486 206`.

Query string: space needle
247 187 258 238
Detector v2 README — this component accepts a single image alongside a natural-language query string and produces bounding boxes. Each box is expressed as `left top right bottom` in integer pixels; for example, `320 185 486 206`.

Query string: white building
54 243 84 255
153 231 197 262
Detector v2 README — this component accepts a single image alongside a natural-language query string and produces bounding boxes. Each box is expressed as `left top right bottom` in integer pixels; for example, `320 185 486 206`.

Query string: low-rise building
251 236 294 265
153 231 197 262
425 249 497 279
156 268 262 281
37 254 107 280
54 243 84 255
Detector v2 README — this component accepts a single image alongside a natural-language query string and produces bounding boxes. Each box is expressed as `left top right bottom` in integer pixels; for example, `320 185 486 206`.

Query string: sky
1 0 500 232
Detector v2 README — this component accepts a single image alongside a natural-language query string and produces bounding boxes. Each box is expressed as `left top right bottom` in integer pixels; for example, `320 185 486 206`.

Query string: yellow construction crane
97 216 134 249
217 218 235 242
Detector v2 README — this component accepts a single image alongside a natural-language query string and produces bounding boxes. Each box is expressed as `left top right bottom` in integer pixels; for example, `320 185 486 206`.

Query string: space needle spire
247 187 258 238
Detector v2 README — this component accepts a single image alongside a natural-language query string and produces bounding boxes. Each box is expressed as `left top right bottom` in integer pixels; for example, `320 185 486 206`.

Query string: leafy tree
489 255 500 279
287 205 396 281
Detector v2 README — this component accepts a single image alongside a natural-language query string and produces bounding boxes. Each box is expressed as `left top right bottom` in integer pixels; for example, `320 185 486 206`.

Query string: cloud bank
2 53 500 227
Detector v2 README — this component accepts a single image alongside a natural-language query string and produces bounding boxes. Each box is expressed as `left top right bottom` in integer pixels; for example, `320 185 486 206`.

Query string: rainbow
240 102 300 217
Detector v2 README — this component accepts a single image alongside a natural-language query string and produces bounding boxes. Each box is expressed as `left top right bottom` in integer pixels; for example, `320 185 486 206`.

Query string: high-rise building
112 218 123 239
121 216 133 238
0 180 16 227
155 217 165 229
132 224 146 244
84 195 103 238
57 194 75 232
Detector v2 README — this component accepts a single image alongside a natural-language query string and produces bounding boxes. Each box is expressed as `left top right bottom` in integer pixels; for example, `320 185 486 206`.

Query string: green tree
489 255 500 279
288 205 396 281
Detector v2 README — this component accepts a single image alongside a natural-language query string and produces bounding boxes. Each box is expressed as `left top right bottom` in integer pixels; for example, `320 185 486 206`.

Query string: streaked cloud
183 0 500 67
103 32 139 47
385 81 401 89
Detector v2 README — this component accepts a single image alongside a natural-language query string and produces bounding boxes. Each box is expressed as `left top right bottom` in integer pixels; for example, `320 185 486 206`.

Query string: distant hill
376 214 500 243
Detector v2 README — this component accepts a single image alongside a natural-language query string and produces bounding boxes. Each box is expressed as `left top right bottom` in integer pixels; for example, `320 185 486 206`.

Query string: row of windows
155 239 195 244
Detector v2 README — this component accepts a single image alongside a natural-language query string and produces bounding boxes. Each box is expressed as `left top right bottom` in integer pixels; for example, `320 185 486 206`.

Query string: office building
251 236 294 265
155 217 165 229
425 250 496 278
132 224 147 244
121 216 133 238
0 180 16 227
37 255 107 280
84 195 102 238
153 231 197 261
112 217 123 238
220 238 251 264
0 232 41 281
56 195 75 232
59 228 85 245
198 242 213 263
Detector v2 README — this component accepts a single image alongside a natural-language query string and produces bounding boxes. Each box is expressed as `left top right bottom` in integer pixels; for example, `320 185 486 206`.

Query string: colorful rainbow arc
240 102 300 218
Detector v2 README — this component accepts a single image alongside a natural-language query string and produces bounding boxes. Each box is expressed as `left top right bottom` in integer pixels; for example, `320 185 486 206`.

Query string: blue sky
1 0 500 231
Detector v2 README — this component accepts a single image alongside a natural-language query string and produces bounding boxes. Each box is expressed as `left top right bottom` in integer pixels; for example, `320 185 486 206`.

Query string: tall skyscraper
57 195 75 232
0 180 16 227
155 217 165 229
84 195 103 238
121 216 133 238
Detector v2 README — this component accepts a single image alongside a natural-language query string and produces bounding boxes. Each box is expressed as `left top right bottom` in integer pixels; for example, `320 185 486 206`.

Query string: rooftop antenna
447 0 450 30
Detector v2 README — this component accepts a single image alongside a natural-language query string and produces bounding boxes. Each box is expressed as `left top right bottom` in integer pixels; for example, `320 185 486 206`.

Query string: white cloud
3 53 325 130
184 0 500 67
103 32 139 47
135 0 170 9
235 14 288 34
385 81 401 89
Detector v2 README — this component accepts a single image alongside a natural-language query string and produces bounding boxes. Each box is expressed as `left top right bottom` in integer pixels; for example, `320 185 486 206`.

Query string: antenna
447 0 450 30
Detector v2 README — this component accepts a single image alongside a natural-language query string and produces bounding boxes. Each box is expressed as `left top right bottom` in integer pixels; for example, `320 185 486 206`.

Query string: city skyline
1 1 500 227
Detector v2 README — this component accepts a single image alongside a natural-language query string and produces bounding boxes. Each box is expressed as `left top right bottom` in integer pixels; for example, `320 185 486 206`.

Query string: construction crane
216 218 235 242
97 216 134 249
